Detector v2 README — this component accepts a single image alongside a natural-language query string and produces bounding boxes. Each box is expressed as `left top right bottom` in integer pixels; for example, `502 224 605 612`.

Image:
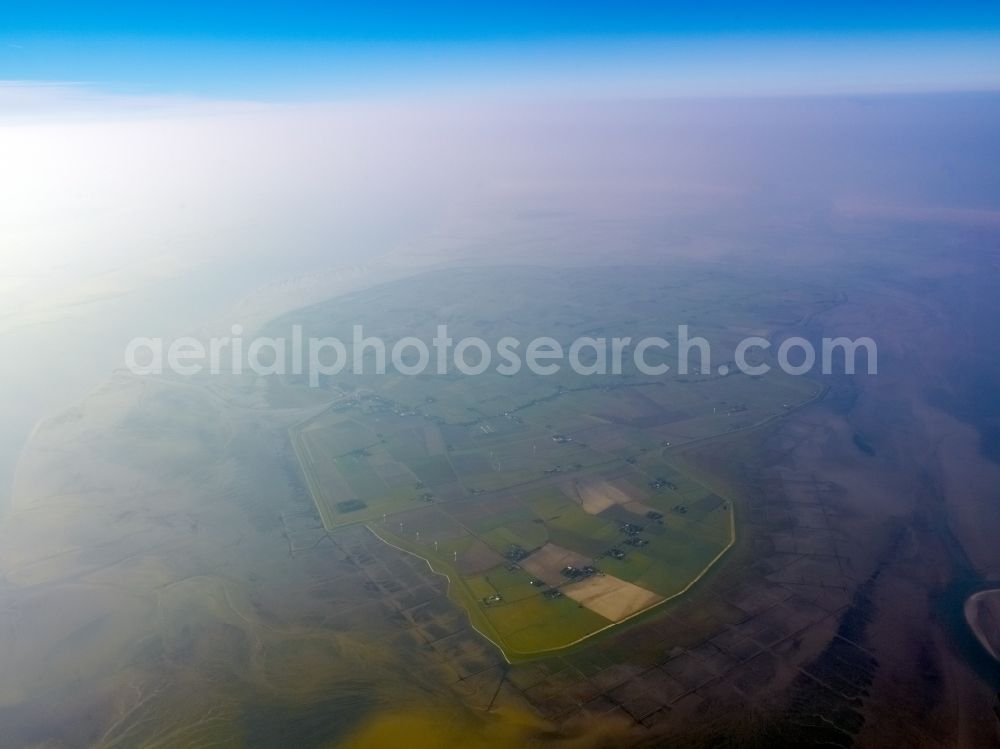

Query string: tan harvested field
520 542 591 585
622 500 658 517
562 574 663 621
573 479 636 515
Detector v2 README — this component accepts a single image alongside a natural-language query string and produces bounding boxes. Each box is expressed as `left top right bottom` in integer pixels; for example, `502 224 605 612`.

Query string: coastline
964 589 1000 664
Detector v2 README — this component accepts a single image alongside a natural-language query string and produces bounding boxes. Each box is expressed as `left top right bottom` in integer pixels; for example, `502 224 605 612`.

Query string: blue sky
2 2 999 98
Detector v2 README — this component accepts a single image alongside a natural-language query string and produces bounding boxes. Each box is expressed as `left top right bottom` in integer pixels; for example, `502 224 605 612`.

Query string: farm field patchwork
290 373 806 658
280 267 825 658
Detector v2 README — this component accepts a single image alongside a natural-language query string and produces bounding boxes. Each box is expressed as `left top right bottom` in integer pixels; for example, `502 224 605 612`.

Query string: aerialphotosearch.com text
124 324 877 385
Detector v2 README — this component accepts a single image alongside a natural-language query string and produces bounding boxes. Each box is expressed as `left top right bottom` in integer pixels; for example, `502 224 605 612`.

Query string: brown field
383 506 467 541
423 425 446 455
455 538 506 575
562 574 663 621
520 542 591 585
